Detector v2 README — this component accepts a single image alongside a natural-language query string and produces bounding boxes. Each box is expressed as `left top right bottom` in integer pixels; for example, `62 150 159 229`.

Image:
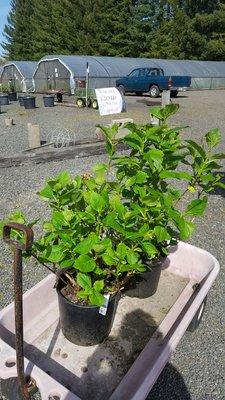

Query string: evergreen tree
130 1 159 57
2 0 34 60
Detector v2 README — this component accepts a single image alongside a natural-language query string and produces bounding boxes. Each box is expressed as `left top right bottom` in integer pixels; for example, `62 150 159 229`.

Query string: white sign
95 87 125 116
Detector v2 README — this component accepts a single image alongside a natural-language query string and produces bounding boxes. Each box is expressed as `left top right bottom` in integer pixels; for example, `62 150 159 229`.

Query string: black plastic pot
8 92 17 101
43 94 54 107
124 258 164 299
0 93 9 106
57 279 119 346
18 96 25 107
23 96 36 109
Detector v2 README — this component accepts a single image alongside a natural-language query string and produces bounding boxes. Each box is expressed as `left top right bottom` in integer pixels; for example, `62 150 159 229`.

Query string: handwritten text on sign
95 87 124 116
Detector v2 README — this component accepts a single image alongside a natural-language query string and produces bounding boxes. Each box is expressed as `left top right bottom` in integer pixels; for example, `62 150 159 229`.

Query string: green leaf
104 212 125 234
62 210 74 222
205 128 221 148
186 140 206 158
92 163 108 185
45 245 65 262
215 181 225 189
74 233 99 255
43 222 53 231
77 290 88 299
9 211 26 224
123 132 142 151
135 171 148 184
89 292 105 306
77 272 92 289
142 242 158 259
116 243 127 259
89 192 106 212
150 104 179 121
102 247 118 266
154 226 171 243
110 195 126 218
159 170 192 181
144 149 164 170
38 185 54 200
126 249 139 265
93 280 104 291
178 219 195 240
74 255 96 272
59 259 74 268
93 238 111 254
52 211 67 228
185 197 207 217
57 171 71 187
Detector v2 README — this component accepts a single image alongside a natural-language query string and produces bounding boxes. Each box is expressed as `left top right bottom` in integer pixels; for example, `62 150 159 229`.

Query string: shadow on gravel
147 363 192 400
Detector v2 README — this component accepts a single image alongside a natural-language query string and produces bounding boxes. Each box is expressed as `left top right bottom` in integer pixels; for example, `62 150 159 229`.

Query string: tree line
2 0 225 61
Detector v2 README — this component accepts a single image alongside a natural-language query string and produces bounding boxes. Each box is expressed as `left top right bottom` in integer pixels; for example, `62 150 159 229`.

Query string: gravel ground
0 90 225 399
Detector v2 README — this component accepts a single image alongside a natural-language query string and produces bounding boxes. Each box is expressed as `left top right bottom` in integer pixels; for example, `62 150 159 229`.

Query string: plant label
99 294 110 316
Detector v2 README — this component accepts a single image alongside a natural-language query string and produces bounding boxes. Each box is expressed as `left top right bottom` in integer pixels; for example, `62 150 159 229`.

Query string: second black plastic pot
43 95 54 107
57 280 119 346
23 96 36 109
124 258 164 299
18 96 25 106
0 93 9 106
8 92 17 101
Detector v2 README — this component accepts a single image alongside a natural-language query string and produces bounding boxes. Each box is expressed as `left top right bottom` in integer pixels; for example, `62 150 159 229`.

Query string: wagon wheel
76 98 85 108
92 99 98 109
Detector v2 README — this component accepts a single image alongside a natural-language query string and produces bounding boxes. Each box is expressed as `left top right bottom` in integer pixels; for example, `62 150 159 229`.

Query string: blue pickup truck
116 67 191 98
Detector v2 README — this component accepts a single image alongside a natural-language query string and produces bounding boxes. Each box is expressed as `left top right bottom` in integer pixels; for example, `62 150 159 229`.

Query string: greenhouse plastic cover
40 55 160 78
3 61 38 79
40 55 225 78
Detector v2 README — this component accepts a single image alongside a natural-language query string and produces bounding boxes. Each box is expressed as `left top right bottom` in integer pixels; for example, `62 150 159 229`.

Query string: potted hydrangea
1 104 224 346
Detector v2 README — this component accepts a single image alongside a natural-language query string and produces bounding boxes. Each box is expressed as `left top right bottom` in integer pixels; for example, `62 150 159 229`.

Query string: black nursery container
0 93 9 106
43 94 54 107
125 259 164 299
57 280 119 346
23 96 36 109
8 92 17 101
18 96 25 106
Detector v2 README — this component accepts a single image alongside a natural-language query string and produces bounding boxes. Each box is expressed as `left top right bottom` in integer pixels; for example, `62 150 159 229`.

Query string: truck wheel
187 296 207 332
118 85 125 95
149 85 160 98
76 98 85 108
171 90 178 98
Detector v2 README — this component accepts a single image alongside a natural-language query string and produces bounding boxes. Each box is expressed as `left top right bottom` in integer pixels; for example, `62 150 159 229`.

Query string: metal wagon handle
3 223 34 399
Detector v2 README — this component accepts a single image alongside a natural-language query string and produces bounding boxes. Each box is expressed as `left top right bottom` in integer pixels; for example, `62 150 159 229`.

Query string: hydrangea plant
1 104 224 306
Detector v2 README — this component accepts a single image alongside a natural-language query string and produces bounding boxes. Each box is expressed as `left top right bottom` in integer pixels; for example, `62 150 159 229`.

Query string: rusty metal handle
3 222 33 251
3 223 34 400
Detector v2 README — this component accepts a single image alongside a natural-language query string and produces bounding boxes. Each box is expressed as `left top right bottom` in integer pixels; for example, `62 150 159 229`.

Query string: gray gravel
0 90 225 400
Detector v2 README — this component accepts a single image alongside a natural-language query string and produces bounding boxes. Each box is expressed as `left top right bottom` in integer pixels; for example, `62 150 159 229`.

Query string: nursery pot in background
8 92 17 101
43 94 54 107
18 95 25 106
23 96 36 109
124 258 165 299
0 93 9 106
56 278 119 346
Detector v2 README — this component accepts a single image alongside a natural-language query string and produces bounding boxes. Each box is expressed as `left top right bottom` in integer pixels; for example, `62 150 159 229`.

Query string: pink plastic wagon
0 241 219 400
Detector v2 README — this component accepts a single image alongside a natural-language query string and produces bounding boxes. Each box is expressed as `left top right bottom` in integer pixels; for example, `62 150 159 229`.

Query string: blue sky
0 0 11 57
